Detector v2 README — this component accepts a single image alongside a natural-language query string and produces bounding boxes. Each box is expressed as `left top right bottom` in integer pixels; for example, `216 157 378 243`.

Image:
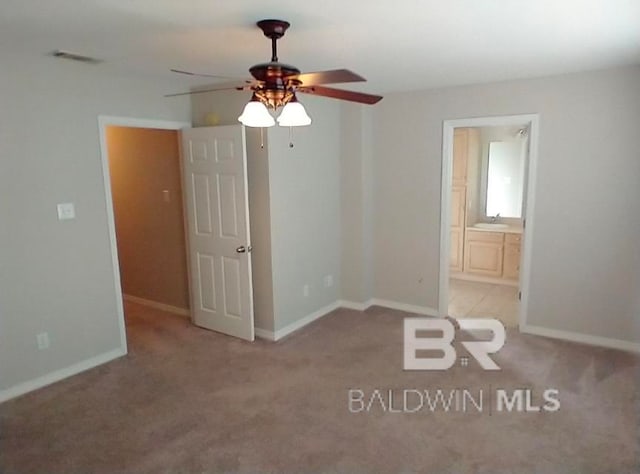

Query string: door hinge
523 219 526 229
518 291 522 301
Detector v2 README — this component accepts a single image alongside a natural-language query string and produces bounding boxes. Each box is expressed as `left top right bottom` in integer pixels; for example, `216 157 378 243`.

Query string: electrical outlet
324 275 334 288
36 332 50 350
303 284 310 297
56 203 75 220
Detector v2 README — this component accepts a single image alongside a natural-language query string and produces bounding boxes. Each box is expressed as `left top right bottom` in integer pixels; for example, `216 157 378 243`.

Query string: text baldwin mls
348 388 560 414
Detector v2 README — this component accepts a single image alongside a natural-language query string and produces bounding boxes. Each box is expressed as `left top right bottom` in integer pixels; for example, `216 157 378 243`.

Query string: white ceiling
1 0 639 94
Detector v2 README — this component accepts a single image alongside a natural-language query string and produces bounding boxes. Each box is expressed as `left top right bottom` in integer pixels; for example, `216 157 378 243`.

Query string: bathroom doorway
439 114 540 329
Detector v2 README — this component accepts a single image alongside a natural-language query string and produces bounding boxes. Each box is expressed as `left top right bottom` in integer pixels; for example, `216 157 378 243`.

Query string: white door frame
97 115 191 355
438 114 540 330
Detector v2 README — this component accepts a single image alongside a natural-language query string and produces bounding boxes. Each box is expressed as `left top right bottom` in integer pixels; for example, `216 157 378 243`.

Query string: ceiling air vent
50 50 103 64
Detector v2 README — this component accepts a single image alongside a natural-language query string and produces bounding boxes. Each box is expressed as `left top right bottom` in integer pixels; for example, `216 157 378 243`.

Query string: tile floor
448 278 519 327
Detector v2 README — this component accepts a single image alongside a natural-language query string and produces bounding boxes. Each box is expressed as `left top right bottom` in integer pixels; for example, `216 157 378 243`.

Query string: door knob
236 245 252 254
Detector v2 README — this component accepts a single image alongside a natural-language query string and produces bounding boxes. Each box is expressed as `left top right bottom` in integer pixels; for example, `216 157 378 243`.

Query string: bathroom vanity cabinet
463 229 521 280
502 233 522 280
450 185 466 272
452 128 471 186
450 128 479 272
464 230 504 277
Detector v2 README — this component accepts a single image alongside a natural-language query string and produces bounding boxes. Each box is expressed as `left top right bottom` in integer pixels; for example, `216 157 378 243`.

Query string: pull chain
260 127 265 149
289 126 294 148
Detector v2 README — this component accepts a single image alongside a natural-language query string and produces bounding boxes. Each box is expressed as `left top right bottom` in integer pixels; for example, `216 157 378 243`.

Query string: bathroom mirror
485 141 525 218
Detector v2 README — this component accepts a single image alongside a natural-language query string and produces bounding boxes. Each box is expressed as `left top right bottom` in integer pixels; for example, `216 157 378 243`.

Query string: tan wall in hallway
106 126 190 310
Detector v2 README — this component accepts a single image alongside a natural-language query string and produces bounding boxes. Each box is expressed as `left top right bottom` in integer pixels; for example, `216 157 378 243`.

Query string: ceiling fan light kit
238 92 312 128
237 94 276 127
170 18 382 131
276 97 312 127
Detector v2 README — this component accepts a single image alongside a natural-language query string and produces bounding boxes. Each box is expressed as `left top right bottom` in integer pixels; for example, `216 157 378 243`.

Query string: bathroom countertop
466 225 523 234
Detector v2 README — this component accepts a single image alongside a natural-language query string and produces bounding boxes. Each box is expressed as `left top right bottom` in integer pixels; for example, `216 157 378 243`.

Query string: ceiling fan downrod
256 19 290 63
271 37 278 62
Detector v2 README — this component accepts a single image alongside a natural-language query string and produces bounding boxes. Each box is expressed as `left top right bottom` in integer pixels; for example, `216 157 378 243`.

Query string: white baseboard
256 301 342 342
0 347 126 404
338 298 440 317
337 299 373 311
368 298 440 317
123 294 190 318
254 327 275 341
521 324 640 354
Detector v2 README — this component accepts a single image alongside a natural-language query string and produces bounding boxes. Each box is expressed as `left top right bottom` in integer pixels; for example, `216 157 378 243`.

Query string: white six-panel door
181 125 254 341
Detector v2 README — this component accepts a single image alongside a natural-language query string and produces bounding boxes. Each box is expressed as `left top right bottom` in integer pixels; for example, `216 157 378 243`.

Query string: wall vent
49 50 103 64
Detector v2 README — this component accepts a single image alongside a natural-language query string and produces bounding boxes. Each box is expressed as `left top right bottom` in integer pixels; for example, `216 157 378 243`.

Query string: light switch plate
36 332 50 350
57 203 75 220
324 275 334 288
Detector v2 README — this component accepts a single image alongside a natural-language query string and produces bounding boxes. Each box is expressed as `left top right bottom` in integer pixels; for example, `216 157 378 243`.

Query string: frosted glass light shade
276 101 312 127
238 101 275 127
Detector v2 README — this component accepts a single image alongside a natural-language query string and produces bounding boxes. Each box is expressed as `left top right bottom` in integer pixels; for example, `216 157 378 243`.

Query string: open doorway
439 114 539 330
99 118 256 350
105 125 190 319
98 116 190 352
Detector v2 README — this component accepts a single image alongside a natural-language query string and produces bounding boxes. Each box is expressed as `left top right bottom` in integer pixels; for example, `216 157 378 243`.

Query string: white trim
255 301 342 342
521 324 640 354
340 298 440 316
98 115 189 131
368 299 440 317
254 327 276 341
518 116 540 331
438 123 455 318
0 348 126 404
273 301 342 340
123 294 190 318
439 114 540 331
338 299 373 311
255 298 439 342
97 115 191 358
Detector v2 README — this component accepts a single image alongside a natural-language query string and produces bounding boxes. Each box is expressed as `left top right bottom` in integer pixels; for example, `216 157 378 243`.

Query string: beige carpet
1 301 638 473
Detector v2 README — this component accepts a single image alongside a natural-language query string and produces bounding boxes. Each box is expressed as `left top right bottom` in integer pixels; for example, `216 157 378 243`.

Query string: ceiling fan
167 19 383 127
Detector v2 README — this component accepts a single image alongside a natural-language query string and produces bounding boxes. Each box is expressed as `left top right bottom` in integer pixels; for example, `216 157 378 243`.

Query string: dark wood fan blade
298 85 382 105
291 69 366 86
170 68 245 81
165 83 253 98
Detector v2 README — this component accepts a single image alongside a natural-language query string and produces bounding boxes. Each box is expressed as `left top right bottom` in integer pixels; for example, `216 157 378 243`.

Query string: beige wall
106 126 189 310
372 65 640 343
266 99 342 331
340 103 375 304
0 51 191 397
245 128 275 332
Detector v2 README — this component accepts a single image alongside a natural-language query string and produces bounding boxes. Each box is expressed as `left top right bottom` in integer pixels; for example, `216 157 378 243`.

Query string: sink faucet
490 213 501 223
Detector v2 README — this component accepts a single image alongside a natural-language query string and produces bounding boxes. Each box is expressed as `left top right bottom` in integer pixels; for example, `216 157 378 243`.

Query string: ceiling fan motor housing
249 62 301 108
256 19 290 39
